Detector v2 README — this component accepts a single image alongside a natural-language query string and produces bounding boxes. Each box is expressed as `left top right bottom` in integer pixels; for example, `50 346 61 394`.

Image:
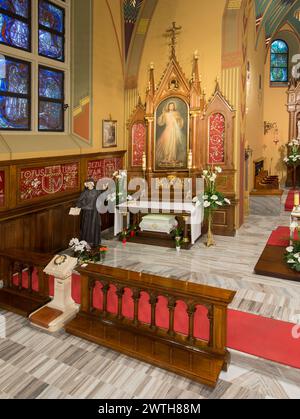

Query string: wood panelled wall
0 151 126 254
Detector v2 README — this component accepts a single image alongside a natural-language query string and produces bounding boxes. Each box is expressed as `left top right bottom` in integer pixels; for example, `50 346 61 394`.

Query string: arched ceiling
255 0 300 44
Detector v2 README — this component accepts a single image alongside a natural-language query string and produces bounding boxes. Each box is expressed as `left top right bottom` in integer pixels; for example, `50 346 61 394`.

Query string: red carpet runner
15 271 300 371
285 190 297 211
267 226 299 247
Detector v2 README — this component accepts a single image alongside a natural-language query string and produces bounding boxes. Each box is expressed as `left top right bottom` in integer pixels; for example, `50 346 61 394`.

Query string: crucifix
166 22 182 56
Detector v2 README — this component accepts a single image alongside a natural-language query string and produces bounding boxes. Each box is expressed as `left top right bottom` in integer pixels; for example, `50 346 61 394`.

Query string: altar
115 200 203 248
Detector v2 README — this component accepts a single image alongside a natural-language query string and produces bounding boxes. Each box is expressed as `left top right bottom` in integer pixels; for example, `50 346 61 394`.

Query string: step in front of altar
139 214 178 234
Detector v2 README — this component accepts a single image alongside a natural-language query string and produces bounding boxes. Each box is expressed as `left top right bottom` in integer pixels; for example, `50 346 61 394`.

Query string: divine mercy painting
155 97 189 171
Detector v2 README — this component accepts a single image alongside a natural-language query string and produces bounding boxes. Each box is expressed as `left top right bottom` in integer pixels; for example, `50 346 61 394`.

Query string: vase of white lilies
284 139 300 190
69 238 91 261
194 166 231 247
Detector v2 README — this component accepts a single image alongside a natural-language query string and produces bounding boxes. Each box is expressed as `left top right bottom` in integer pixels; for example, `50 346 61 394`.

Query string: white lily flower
215 167 222 173
224 198 231 205
286 246 294 253
211 195 218 201
216 201 223 206
287 259 295 264
203 201 211 208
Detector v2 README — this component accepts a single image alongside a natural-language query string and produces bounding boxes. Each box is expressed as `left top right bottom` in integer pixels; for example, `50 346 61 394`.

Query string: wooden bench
66 264 236 388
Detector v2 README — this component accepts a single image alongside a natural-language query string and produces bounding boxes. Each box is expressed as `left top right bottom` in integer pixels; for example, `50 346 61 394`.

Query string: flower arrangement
193 166 231 247
69 238 108 263
171 227 183 251
284 139 300 166
284 139 300 189
285 241 300 272
69 238 91 258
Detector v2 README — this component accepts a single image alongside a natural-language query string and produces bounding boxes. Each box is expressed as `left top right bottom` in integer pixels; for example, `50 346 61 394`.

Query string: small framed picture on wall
103 119 117 148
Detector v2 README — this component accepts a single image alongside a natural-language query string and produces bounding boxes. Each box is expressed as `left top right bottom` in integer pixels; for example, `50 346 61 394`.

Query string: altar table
115 201 203 245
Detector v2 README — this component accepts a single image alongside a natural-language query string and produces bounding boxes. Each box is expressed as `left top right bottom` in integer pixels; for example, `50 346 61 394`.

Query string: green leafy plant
285 240 300 272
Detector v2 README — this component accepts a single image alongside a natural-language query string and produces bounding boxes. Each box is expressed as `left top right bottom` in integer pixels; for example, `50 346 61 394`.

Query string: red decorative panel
0 170 5 207
208 113 225 164
87 158 123 181
132 123 146 167
20 163 79 201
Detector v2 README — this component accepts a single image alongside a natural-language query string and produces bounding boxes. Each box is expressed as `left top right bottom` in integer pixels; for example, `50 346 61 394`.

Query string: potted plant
172 227 183 252
194 167 231 247
69 238 91 261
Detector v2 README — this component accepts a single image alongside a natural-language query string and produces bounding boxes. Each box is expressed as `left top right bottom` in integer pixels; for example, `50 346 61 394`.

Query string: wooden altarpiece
126 50 237 236
286 77 300 187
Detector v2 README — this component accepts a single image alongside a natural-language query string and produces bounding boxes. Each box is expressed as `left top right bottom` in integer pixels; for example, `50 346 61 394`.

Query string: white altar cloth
114 201 203 245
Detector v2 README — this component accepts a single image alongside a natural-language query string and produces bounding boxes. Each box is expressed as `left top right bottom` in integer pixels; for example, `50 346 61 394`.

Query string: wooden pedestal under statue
30 254 79 332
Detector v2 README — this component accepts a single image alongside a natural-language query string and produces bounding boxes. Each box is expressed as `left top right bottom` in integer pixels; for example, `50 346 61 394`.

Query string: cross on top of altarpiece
165 22 182 57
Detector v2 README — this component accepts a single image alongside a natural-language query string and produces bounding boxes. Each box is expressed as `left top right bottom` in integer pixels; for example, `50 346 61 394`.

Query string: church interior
0 0 300 401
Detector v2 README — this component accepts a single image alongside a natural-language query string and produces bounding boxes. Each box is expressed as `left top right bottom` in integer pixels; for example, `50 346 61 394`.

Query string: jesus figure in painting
156 101 185 166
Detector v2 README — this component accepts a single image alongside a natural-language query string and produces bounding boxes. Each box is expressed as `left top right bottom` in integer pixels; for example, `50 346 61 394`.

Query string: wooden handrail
67 264 236 387
0 248 52 316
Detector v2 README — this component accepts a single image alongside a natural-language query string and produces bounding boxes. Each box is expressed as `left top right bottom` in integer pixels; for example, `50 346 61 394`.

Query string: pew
66 264 236 387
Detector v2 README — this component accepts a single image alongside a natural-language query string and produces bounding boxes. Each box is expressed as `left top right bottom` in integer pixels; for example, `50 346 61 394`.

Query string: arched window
0 0 69 132
270 39 289 84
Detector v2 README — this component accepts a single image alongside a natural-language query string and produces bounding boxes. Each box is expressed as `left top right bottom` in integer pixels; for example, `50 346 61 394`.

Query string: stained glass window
0 56 30 130
270 40 289 83
0 0 31 51
38 0 65 62
38 65 64 131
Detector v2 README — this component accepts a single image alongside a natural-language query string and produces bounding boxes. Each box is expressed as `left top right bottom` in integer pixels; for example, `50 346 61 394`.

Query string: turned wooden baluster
28 266 34 293
89 280 96 314
132 289 141 326
187 303 196 343
116 286 125 320
102 283 110 318
17 263 23 291
168 297 177 337
207 305 214 347
149 294 158 331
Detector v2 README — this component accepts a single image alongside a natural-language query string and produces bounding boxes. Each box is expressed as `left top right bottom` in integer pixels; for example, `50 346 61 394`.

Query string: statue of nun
76 179 103 247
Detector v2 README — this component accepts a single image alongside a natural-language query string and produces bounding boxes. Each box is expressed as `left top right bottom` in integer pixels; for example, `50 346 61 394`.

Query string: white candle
142 152 147 172
188 150 193 170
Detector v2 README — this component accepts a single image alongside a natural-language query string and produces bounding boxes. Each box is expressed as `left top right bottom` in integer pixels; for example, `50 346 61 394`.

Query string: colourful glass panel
38 29 63 60
0 12 29 50
271 67 288 83
132 122 146 167
0 57 29 95
0 0 29 18
270 40 288 83
208 113 225 164
0 95 29 129
271 53 288 68
39 67 63 100
271 40 288 54
39 0 64 33
39 101 63 131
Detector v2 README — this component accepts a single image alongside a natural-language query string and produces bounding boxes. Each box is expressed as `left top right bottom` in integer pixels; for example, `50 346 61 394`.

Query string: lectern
29 254 79 332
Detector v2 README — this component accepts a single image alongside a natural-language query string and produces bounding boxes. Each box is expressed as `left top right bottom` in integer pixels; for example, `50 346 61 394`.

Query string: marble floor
0 191 300 399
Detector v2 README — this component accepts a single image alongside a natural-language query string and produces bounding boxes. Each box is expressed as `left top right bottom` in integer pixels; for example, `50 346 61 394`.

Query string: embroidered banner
208 113 225 164
87 158 123 181
132 123 146 167
0 170 5 207
20 163 79 201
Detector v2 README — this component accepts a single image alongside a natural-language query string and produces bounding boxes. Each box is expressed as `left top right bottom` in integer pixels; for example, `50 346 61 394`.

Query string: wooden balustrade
66 264 236 387
0 249 52 316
